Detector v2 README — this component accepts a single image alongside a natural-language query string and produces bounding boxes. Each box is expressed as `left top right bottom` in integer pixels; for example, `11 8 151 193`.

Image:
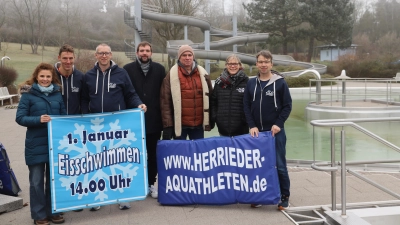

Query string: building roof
316 44 359 49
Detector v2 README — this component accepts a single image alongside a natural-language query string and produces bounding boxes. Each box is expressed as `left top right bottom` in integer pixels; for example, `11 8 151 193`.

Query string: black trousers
147 131 161 186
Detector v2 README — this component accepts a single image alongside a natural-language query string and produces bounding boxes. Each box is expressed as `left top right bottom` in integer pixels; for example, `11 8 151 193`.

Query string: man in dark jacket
123 41 165 199
55 44 84 115
81 43 146 114
243 50 292 210
81 43 147 210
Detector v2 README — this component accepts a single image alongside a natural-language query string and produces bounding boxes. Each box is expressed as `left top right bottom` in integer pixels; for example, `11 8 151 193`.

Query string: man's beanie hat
178 45 195 59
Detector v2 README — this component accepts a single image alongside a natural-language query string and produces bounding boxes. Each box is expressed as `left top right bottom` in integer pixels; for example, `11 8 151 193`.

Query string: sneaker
90 206 101 211
34 218 49 225
278 195 290 210
47 215 65 224
250 204 262 208
119 202 131 210
149 185 158 198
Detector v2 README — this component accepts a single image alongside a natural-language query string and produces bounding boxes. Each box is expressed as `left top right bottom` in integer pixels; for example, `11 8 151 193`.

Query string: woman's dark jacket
16 83 66 165
210 69 249 136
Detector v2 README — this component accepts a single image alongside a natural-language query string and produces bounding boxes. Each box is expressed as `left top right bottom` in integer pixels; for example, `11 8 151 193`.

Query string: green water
206 99 400 161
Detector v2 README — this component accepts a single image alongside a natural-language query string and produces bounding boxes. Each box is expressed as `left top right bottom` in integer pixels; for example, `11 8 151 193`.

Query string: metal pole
316 81 321 104
341 129 347 217
204 30 210 73
134 30 141 50
1 56 11 67
232 16 237 53
134 0 142 31
331 127 336 211
342 80 346 107
184 25 188 40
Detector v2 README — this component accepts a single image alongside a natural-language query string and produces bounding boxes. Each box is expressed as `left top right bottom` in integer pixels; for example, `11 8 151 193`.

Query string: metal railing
310 117 400 218
309 78 400 107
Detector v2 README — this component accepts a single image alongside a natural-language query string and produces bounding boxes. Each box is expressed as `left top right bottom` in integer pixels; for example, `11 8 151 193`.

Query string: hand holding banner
48 109 147 212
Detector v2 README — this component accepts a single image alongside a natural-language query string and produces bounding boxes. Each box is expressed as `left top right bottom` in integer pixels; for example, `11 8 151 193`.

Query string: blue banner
48 109 147 212
156 132 280 205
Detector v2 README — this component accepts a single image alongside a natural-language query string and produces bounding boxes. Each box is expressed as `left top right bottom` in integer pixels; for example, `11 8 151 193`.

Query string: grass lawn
1 42 146 84
1 42 307 84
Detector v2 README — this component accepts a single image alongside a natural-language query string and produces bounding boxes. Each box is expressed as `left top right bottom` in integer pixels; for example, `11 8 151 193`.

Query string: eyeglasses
257 60 271 64
96 52 111 56
226 63 239 66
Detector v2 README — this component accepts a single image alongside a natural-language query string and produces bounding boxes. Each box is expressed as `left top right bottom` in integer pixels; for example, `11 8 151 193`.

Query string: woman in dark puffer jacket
210 54 249 136
16 63 66 225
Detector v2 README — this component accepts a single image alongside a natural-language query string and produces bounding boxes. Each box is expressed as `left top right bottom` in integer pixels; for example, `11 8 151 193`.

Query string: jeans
28 163 56 220
275 129 290 197
147 131 161 185
175 126 204 140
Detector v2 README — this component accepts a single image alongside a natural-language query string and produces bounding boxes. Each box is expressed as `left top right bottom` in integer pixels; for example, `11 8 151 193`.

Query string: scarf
37 83 54 96
138 59 150 76
215 69 245 89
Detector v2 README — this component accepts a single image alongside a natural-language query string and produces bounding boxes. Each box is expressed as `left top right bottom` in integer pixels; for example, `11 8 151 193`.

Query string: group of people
15 42 292 225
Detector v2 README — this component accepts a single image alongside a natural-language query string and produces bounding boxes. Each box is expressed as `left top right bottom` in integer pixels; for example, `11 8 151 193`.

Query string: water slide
140 9 327 76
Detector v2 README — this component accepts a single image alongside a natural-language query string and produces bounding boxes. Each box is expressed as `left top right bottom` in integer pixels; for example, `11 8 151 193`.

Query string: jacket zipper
192 75 197 126
102 72 105 113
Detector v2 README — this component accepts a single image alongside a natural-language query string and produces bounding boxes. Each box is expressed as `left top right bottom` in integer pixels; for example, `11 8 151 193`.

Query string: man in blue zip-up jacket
243 50 292 210
55 44 84 115
81 43 146 114
81 43 147 210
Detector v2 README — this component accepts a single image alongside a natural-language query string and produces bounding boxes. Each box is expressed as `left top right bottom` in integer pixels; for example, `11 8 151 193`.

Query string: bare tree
11 0 51 54
144 0 205 68
0 1 8 51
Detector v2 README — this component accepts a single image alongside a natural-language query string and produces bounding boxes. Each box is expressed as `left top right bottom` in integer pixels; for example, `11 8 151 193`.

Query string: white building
317 44 358 61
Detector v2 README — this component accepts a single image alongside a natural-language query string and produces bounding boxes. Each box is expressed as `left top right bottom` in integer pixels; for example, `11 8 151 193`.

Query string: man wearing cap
160 45 213 140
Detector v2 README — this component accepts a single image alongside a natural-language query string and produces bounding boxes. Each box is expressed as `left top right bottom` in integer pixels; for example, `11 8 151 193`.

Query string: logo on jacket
71 87 79 92
236 87 245 93
109 83 116 88
265 90 274 96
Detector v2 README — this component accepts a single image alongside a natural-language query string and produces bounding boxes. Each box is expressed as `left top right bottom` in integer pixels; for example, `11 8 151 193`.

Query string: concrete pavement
1 103 400 225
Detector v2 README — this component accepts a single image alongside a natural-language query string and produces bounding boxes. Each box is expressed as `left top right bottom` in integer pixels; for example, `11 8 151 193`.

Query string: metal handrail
310 117 400 217
309 78 400 106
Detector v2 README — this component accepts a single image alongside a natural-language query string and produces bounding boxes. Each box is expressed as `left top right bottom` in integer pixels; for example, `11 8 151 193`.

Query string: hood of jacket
177 59 199 76
91 60 118 94
256 70 283 83
54 62 79 96
19 83 61 95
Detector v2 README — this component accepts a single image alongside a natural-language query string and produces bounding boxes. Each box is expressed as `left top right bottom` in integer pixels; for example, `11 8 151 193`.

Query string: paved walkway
1 102 400 225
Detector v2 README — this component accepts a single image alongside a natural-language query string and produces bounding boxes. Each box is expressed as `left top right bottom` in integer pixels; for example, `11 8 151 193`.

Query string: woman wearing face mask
210 54 249 136
16 63 66 225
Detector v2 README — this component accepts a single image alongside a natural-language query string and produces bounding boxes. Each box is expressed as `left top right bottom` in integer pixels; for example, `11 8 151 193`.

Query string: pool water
205 99 400 161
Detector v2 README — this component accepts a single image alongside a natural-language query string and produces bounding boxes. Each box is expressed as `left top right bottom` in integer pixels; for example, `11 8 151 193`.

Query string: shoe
90 206 101 211
250 204 262 208
119 202 131 210
278 195 290 210
34 218 49 225
47 215 65 224
149 185 158 198
73 209 83 212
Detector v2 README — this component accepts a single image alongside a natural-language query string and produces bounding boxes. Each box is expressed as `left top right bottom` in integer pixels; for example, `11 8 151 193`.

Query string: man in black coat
123 41 166 198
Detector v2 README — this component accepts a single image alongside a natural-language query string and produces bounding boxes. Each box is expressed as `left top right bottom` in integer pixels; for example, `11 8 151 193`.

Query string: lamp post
1 56 10 67
334 70 351 107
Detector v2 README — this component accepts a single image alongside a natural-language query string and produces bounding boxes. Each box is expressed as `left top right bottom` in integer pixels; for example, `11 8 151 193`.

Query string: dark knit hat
177 45 194 59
